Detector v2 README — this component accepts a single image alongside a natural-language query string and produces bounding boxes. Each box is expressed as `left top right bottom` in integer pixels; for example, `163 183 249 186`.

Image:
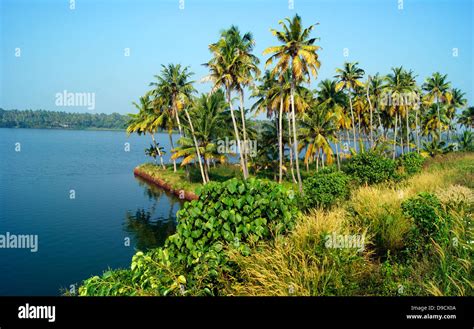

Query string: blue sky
1 0 472 116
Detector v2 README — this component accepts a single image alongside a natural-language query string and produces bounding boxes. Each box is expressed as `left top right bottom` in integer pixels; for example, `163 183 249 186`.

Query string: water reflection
124 176 183 251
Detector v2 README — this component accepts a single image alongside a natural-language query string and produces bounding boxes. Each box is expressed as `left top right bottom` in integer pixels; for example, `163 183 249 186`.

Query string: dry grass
224 209 374 296
222 152 473 296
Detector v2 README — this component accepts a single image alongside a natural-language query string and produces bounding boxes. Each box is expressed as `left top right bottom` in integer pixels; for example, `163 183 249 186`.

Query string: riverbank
81 151 473 296
133 164 199 201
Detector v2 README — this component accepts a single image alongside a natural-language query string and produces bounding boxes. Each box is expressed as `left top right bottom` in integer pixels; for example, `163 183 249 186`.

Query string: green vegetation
78 13 473 297
0 109 129 130
344 152 398 184
301 169 350 210
80 152 473 296
79 178 298 296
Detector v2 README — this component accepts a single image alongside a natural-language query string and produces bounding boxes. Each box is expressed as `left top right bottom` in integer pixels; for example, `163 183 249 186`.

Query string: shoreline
133 167 199 201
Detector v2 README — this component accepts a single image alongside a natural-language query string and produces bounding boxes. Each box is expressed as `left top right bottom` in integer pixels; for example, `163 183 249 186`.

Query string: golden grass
225 209 374 296
223 152 474 296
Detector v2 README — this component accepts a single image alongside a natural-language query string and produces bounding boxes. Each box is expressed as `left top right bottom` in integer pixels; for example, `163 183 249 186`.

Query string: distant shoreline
0 126 126 132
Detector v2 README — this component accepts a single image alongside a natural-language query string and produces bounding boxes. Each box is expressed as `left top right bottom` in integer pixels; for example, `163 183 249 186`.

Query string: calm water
0 128 182 296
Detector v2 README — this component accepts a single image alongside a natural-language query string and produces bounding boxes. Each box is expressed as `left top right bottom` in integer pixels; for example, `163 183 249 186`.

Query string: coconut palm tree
335 62 365 150
299 104 337 171
458 106 474 131
151 64 206 183
127 95 166 169
263 14 321 193
204 28 255 179
446 88 467 140
421 103 449 141
456 131 473 150
172 91 229 182
145 143 166 165
384 67 413 158
221 26 260 174
367 73 386 142
400 69 418 153
316 79 348 168
252 71 284 181
422 72 452 140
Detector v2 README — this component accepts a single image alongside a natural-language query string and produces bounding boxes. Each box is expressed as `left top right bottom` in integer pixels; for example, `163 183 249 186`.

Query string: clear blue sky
1 0 472 116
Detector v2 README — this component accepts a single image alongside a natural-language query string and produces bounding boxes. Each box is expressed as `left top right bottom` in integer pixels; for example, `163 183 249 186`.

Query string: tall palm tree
367 73 386 142
335 62 365 150
446 88 467 140
263 14 321 193
316 79 348 168
299 104 337 171
204 27 255 179
152 64 206 183
222 26 260 175
422 72 451 140
421 104 449 141
385 67 413 158
252 71 284 181
127 95 166 169
458 106 474 131
172 91 229 182
401 69 418 153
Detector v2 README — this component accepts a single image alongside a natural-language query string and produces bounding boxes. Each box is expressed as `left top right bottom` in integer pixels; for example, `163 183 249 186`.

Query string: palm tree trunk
321 149 325 169
168 133 177 172
290 86 303 193
278 97 283 183
204 158 211 182
348 91 357 152
406 109 410 153
393 112 398 160
183 108 207 184
316 149 319 172
239 90 249 178
151 134 165 169
173 98 183 137
377 107 383 140
226 87 247 180
335 141 341 170
400 114 404 155
287 112 297 184
366 78 374 148
415 108 420 153
436 96 441 140
345 130 350 149
358 112 362 146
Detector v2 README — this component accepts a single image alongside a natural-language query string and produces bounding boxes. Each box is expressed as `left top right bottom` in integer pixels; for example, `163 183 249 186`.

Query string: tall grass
222 152 473 296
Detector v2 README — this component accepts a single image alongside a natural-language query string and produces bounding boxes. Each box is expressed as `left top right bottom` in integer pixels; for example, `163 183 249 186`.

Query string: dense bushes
344 152 397 184
401 192 448 251
165 178 298 293
398 152 425 176
79 178 298 296
301 169 350 210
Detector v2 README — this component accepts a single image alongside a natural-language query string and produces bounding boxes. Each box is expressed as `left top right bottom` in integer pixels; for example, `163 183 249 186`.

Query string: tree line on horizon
0 108 130 130
126 14 474 191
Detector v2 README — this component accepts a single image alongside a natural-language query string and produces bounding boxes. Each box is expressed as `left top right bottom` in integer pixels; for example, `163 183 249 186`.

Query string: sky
1 0 473 116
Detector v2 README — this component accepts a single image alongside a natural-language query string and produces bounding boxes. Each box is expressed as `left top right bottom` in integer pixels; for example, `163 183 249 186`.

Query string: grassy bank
135 163 244 195
223 152 473 296
80 152 473 296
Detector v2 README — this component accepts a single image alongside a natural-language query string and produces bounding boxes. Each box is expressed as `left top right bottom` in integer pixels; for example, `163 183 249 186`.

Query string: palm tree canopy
263 14 321 84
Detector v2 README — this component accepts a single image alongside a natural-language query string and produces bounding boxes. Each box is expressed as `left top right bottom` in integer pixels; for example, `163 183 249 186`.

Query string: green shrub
165 178 298 293
401 193 449 252
398 152 425 176
79 178 298 296
344 152 397 184
301 169 350 210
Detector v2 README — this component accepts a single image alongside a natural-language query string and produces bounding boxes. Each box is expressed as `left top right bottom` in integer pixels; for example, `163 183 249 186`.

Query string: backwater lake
0 128 182 295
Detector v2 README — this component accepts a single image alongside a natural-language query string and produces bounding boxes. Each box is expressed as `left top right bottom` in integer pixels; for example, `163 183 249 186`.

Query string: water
0 128 182 296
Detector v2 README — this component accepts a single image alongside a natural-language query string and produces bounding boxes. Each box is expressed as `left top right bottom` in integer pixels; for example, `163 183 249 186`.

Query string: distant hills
0 109 129 130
